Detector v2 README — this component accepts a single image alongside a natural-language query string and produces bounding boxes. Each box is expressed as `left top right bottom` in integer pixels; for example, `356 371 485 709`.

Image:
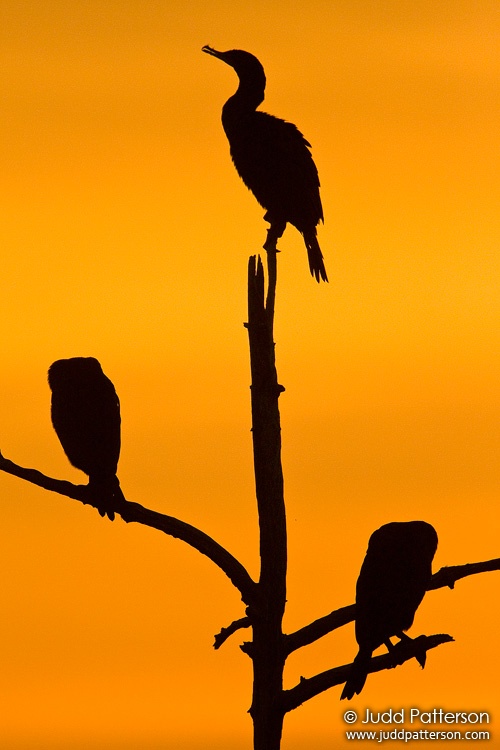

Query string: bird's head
369 520 438 565
48 357 103 389
202 45 266 91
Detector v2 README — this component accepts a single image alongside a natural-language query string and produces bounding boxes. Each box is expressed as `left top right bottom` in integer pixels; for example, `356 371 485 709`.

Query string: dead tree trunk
1 251 497 747
246 253 287 750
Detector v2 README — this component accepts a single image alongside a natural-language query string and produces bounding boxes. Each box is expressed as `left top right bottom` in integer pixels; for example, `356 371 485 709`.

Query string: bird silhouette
202 45 328 282
48 357 124 521
341 520 438 700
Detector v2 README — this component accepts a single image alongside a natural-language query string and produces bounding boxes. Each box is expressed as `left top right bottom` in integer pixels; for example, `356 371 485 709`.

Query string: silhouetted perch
0 450 258 607
282 633 454 713
245 253 287 750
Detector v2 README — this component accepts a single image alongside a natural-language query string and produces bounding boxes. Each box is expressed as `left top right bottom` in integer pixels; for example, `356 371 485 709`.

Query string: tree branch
284 605 355 656
213 616 251 649
282 633 454 713
284 557 500 656
427 559 500 590
0 450 258 606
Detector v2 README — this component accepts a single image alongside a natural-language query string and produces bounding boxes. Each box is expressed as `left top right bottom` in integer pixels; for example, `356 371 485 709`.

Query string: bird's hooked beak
202 45 225 61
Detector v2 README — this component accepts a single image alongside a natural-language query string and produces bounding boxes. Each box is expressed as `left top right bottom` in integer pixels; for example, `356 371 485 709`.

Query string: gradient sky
1 1 499 748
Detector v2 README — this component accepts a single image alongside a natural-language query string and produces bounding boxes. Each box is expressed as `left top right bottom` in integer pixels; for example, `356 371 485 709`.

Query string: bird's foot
96 503 115 522
384 638 400 668
263 217 285 252
387 634 428 669
86 483 118 522
411 635 428 669
263 232 278 253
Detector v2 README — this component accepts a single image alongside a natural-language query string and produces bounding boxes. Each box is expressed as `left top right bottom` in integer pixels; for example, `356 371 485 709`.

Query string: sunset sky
1 1 499 747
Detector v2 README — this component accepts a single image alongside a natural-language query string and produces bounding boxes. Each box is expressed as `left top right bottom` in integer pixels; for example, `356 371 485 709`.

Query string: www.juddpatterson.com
342 710 491 743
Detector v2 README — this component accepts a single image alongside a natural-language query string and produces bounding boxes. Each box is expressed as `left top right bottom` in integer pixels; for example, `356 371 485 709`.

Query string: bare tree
1 250 499 749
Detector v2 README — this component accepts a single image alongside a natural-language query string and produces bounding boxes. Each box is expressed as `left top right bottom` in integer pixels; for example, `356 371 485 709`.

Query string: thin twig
213 616 251 649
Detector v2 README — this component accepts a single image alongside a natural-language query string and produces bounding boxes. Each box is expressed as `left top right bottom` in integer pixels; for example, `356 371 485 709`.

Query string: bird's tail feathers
340 649 372 701
304 231 328 283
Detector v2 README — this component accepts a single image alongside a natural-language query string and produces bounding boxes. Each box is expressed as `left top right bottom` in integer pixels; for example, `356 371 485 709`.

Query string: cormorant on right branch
341 520 438 700
48 357 124 521
202 45 328 283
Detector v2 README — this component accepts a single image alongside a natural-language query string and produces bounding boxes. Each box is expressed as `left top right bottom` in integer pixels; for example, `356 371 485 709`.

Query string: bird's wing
229 112 323 228
51 378 121 478
355 525 435 649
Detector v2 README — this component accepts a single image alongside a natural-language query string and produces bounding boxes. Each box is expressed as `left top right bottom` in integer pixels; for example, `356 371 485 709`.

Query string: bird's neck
221 80 265 129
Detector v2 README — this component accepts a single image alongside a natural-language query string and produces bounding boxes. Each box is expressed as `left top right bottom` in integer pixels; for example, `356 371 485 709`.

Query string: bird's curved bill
202 45 223 59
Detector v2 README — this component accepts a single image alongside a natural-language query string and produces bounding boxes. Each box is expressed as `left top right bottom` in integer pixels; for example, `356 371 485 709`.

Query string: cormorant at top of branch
202 45 328 283
48 357 123 521
341 520 438 700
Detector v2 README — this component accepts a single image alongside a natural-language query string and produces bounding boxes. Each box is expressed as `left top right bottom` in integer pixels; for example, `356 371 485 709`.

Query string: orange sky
1 1 499 747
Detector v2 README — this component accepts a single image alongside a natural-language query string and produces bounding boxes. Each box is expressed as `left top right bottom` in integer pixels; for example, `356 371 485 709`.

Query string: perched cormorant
48 357 124 521
341 521 438 700
202 45 328 282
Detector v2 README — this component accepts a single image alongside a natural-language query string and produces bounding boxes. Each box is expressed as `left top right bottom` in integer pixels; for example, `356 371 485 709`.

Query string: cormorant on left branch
341 520 438 700
48 357 124 521
202 45 328 283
